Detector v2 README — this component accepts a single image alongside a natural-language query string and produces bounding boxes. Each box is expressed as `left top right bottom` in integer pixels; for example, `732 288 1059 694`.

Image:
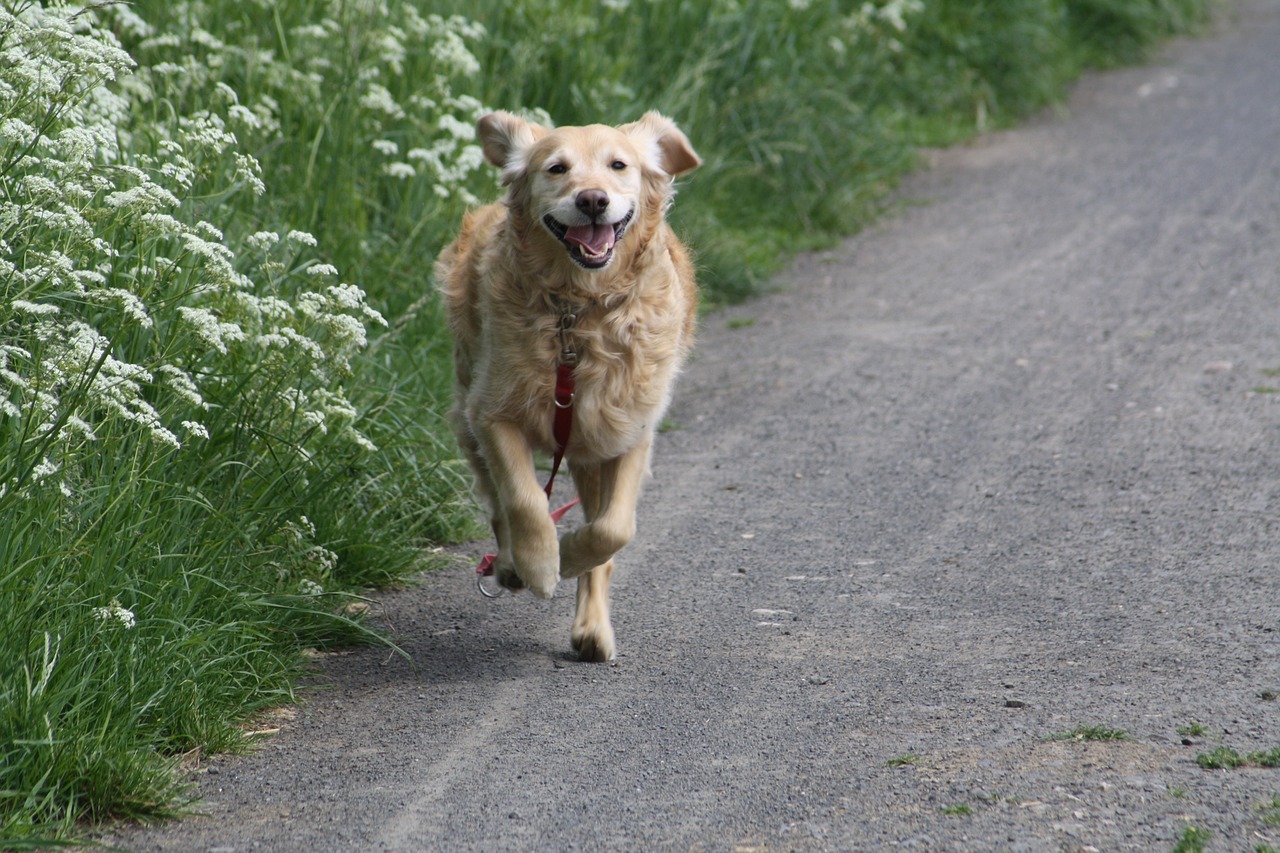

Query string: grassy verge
1 0 1216 844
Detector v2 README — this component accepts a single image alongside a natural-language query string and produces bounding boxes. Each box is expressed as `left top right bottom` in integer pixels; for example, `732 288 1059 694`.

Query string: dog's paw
571 620 616 663
503 549 558 599
493 561 525 593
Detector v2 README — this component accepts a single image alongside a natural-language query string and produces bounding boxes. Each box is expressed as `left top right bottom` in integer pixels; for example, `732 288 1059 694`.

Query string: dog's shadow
312 559 583 693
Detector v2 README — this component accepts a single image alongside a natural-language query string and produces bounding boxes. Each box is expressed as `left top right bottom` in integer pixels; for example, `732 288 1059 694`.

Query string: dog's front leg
476 418 560 598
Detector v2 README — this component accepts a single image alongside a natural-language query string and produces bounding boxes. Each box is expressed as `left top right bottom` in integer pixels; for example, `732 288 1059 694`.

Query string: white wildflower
383 162 415 179
307 263 339 278
31 457 59 483
437 113 474 140
178 306 246 354
182 420 210 439
345 426 379 453
228 104 261 129
12 300 60 316
150 424 181 449
91 288 152 327
304 545 338 574
324 283 365 310
371 139 399 156
214 81 239 104
235 153 266 196
359 84 405 119
247 230 280 251
93 599 136 629
430 30 480 78
157 365 206 409
59 415 97 441
298 579 324 597
287 230 318 247
0 118 38 147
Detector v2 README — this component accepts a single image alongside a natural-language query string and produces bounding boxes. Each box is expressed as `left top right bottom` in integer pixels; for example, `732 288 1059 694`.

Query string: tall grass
1 0 1214 844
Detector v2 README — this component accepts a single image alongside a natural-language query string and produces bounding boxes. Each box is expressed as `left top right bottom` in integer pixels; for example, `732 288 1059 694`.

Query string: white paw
571 621 616 662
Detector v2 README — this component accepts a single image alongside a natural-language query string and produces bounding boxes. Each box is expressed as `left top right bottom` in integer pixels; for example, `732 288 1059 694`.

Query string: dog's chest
538 301 681 456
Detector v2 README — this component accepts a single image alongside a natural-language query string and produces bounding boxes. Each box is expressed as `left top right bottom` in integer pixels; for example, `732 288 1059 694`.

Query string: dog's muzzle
543 208 634 270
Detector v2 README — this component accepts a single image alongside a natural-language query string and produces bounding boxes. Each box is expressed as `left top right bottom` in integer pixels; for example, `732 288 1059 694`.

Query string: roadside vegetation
0 0 1216 844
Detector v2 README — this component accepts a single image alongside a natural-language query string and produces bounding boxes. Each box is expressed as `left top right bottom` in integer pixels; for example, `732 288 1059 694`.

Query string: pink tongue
564 223 614 254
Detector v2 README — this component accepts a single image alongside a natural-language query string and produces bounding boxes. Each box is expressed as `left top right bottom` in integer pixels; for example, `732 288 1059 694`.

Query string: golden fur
437 111 700 661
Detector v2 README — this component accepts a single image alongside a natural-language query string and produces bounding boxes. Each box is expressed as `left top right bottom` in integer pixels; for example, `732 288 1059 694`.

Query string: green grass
0 0 1218 844
1196 745 1280 770
886 753 922 768
940 803 973 816
1055 725 1132 742
1173 826 1211 853
1178 721 1209 737
1197 747 1248 769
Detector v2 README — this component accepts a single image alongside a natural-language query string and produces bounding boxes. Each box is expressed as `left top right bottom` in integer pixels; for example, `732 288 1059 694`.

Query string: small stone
1203 360 1233 374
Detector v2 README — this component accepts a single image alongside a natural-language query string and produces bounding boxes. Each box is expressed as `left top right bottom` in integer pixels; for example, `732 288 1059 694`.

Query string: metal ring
476 573 505 598
553 392 575 409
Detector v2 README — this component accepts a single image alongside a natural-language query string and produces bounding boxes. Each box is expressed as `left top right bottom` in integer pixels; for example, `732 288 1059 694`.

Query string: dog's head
477 111 700 271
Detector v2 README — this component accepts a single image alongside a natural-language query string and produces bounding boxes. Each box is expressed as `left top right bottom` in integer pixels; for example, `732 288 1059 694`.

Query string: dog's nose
575 189 610 219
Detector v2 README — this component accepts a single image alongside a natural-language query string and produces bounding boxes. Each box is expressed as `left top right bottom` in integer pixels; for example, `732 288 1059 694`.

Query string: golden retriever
437 111 700 661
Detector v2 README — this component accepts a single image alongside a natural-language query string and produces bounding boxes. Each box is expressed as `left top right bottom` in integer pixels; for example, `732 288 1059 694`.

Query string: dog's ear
477 111 548 185
619 112 701 178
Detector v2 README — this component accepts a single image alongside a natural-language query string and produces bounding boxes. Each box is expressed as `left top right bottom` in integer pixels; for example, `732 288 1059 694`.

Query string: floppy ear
477 111 548 185
619 111 701 177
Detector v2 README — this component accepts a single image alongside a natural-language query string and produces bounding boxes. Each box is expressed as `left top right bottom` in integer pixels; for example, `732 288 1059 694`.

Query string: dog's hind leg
562 437 653 661
572 561 615 662
560 435 650 579
564 461 617 661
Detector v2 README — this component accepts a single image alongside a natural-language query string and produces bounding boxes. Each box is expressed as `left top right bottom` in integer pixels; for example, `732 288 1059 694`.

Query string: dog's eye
547 163 567 175
611 160 627 171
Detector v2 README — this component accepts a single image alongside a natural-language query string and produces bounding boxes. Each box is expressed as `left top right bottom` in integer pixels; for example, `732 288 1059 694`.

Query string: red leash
477 313 582 590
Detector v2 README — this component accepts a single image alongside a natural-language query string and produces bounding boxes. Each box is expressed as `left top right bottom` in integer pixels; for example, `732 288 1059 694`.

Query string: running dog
438 111 700 661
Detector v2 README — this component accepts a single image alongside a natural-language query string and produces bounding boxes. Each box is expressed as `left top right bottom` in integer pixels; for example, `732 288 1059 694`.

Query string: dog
437 111 700 662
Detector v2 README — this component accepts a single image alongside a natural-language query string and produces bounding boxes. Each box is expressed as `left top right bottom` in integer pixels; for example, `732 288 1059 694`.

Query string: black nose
575 189 610 219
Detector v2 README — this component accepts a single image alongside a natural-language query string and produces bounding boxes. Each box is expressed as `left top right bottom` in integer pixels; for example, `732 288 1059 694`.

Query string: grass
1177 721 1209 737
1173 826 1211 853
886 753 921 768
1055 725 1132 742
1260 796 1280 826
1196 746 1280 770
0 0 1219 845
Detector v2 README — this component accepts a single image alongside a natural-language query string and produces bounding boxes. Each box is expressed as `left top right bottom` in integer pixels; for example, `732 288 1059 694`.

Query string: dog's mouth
542 209 633 270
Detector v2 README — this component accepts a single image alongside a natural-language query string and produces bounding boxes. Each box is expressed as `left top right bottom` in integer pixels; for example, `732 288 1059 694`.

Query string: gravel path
113 3 1280 850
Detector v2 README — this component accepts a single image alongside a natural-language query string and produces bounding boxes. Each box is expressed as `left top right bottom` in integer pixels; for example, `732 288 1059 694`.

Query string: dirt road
115 3 1280 850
